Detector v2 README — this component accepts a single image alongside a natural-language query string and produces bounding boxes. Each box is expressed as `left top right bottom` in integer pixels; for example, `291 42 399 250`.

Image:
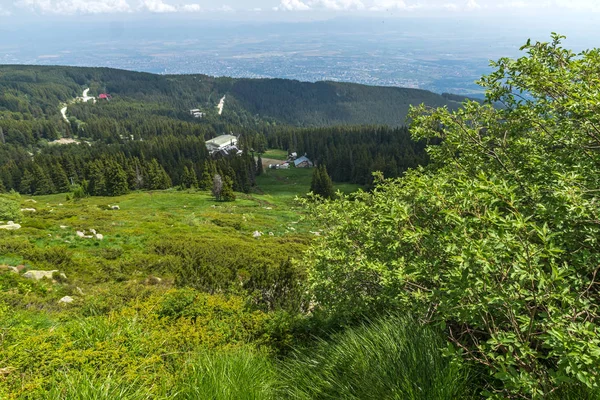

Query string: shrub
0 196 22 222
302 36 600 397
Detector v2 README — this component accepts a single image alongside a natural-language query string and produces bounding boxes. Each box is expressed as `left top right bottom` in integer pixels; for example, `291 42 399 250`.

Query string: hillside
0 65 467 127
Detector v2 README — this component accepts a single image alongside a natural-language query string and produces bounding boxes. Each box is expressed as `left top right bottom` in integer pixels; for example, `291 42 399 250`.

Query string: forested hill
0 65 466 127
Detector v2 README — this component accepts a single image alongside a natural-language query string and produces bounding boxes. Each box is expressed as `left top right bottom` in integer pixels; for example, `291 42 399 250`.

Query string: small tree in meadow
212 174 223 201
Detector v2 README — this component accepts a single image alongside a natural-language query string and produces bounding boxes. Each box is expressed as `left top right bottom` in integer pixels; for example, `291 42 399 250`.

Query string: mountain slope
0 65 468 127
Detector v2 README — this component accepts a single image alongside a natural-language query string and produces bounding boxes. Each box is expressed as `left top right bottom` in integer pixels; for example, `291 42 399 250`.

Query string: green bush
0 196 22 222
278 315 472 399
302 36 600 397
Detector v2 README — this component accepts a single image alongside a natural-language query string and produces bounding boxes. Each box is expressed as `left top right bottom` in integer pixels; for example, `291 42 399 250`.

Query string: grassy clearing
262 149 289 160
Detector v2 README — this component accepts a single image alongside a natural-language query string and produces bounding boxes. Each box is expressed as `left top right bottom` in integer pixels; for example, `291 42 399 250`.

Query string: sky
0 0 599 19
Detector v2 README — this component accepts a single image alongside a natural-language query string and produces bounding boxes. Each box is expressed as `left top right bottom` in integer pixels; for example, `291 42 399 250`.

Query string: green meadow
0 168 381 399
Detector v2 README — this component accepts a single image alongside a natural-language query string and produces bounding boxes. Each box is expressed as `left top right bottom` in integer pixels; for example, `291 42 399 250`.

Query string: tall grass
173 350 277 400
45 372 151 400
42 316 476 400
278 314 472 400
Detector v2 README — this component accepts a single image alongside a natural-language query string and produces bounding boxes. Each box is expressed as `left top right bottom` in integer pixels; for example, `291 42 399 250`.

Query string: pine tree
105 160 129 196
50 163 70 193
20 169 34 195
181 166 198 189
221 176 236 202
198 162 213 190
311 164 335 199
87 161 106 196
33 164 55 195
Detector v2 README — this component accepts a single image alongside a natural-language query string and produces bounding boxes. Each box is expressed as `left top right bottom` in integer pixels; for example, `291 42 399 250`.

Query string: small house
293 156 313 168
190 109 205 118
98 93 112 100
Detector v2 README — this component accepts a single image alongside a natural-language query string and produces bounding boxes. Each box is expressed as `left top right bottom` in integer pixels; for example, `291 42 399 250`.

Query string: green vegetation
303 35 600 397
1 35 600 400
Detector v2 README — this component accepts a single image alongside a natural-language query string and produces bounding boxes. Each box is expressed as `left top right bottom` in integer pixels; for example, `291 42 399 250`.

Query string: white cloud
181 3 201 11
218 4 234 11
312 0 365 10
17 0 131 14
274 0 311 11
369 0 408 11
465 0 480 9
0 6 11 15
139 0 176 12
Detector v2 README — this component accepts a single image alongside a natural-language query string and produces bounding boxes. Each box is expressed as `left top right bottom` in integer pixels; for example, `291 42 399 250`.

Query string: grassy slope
0 168 361 398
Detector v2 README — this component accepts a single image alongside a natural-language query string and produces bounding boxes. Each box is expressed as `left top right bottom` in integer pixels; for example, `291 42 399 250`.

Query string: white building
206 134 238 154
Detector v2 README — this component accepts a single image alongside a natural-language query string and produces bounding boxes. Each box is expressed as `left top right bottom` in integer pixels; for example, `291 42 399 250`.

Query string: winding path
217 95 226 115
60 88 95 121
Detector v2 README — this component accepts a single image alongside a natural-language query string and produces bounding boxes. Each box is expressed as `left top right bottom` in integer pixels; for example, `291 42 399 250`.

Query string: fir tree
87 161 107 196
105 160 129 196
198 162 213 190
180 166 198 189
50 163 70 193
311 164 335 199
33 164 55 195
221 176 236 202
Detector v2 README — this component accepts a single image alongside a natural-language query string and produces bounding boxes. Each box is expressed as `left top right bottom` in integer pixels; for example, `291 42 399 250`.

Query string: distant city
1 17 596 96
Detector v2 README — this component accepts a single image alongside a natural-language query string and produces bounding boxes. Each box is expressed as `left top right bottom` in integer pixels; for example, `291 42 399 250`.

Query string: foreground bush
302 35 600 397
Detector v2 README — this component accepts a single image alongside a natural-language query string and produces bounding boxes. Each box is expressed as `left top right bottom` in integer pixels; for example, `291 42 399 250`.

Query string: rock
0 265 18 274
60 225 68 229
21 208 36 212
269 232 274 236
90 229 97 235
58 296 74 304
59 273 68 281
58 203 63 206
146 276 162 285
23 270 58 281
0 222 21 230
252 231 263 239
310 231 321 236
76 287 85 296
95 233 104 240
16 265 26 272
25 199 37 203
76 231 85 238
110 205 120 210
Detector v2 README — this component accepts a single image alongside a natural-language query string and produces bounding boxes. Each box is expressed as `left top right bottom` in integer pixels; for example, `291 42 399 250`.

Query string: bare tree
212 174 223 201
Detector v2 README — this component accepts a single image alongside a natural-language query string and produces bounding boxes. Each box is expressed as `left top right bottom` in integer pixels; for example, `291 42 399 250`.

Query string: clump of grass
174 349 277 400
45 371 151 400
278 314 472 400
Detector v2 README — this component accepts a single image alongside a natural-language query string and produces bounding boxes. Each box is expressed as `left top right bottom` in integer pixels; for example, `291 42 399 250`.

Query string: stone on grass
21 208 36 212
76 231 85 238
253 231 263 239
110 205 120 210
0 221 21 230
0 265 18 274
95 233 104 240
23 270 58 281
146 276 163 285
58 296 74 304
